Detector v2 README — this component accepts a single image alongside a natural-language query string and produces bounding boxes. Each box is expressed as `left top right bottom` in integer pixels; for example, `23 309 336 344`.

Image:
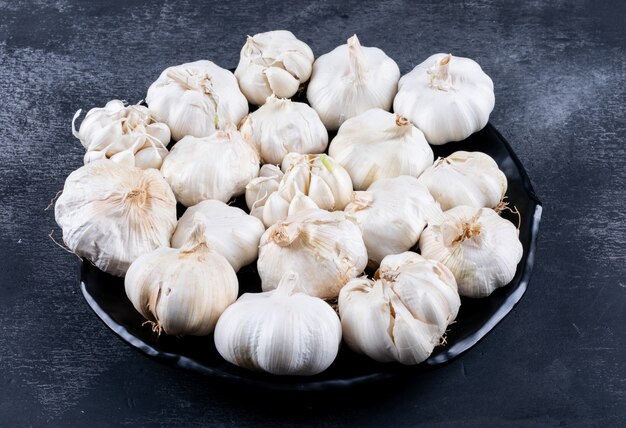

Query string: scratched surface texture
0 0 624 426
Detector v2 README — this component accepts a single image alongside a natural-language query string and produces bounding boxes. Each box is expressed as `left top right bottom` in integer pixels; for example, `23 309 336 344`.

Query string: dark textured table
1 1 625 426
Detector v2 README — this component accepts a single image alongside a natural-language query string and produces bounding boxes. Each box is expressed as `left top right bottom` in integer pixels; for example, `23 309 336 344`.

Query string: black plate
80 122 542 390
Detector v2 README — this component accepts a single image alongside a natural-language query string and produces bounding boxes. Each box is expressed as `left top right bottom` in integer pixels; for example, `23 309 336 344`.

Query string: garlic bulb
235 30 315 105
328 108 433 190
339 252 460 365
246 153 353 228
239 95 328 165
307 35 400 130
258 208 367 299
245 164 284 221
125 223 238 336
418 151 507 211
55 160 177 276
72 100 170 169
419 206 522 298
146 60 248 141
160 125 260 206
394 53 495 145
171 199 264 272
345 176 441 267
214 272 341 376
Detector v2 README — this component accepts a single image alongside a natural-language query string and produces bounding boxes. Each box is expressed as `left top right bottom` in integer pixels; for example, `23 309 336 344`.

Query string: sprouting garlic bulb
171 199 264 272
345 176 442 267
246 153 352 228
339 252 460 365
245 164 284 221
239 95 328 165
125 223 238 336
235 30 315 105
146 60 248 141
394 53 495 145
418 151 507 211
419 206 523 298
55 160 177 276
72 100 170 169
160 125 260 206
328 108 433 190
258 207 367 299
307 35 400 130
214 272 341 376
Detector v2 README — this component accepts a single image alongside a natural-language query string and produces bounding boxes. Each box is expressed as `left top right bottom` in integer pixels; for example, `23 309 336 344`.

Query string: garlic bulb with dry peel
72 100 170 169
239 95 328 165
257 207 367 299
345 175 441 267
328 108 433 190
160 125 260 206
235 30 315 105
54 160 177 276
394 53 495 145
339 252 460 365
146 60 248 141
307 35 400 130
419 206 522 298
215 272 341 376
246 153 353 228
418 151 507 211
171 199 264 272
125 223 238 336
245 164 284 221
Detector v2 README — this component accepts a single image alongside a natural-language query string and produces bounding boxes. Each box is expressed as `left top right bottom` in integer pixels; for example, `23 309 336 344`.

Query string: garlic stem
274 271 300 296
180 221 211 253
427 54 453 91
347 35 366 82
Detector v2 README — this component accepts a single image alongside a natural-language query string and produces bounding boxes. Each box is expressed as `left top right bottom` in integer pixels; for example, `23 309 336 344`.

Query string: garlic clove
214 271 341 376
83 150 107 164
245 164 284 214
109 149 136 167
143 122 171 150
134 146 167 170
287 191 319 216
261 191 291 227
264 67 301 99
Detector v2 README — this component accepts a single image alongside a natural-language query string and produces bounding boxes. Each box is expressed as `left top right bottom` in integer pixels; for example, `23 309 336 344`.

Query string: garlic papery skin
72 100 171 169
160 125 260 207
328 108 433 190
419 206 523 298
245 164 284 222
344 175 442 267
418 151 507 211
146 60 248 141
257 208 367 299
171 200 264 272
234 30 315 105
54 160 177 276
214 272 341 376
245 153 353 228
338 252 460 365
307 35 401 130
125 223 238 336
239 95 328 165
393 53 495 145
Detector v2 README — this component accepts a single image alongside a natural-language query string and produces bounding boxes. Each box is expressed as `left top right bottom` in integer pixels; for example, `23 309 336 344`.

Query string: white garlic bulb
258 207 367 299
146 60 248 141
328 108 434 190
418 151 507 211
171 199 264 272
239 95 328 165
125 223 238 336
339 252 460 365
345 176 442 267
394 53 495 145
245 154 353 228
72 100 170 170
307 35 400 130
55 160 177 276
245 164 284 221
160 125 260 207
214 272 341 376
235 30 315 105
419 206 522 298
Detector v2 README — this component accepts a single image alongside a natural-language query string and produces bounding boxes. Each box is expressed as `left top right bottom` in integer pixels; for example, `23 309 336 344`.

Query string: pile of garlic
55 30 524 377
